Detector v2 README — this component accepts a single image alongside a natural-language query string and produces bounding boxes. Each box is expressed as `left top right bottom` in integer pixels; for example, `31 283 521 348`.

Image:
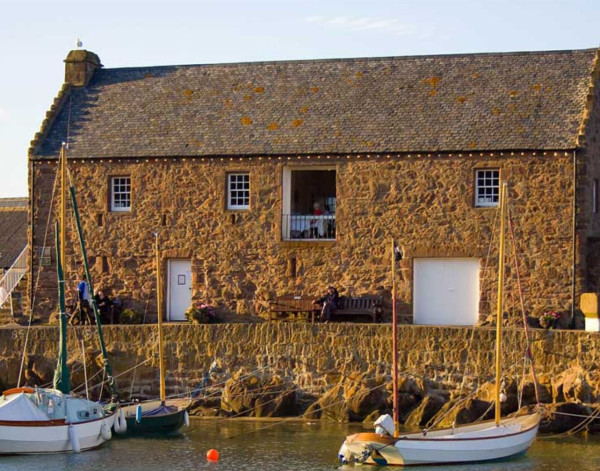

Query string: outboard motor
374 414 396 436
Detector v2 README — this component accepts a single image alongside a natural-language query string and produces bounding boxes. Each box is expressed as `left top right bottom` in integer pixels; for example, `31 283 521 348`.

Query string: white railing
0 246 28 309
282 214 336 240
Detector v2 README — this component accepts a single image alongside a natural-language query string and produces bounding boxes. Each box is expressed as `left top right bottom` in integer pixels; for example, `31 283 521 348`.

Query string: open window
282 167 336 240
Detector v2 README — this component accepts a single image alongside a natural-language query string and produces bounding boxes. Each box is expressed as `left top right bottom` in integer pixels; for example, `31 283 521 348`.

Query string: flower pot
539 317 555 329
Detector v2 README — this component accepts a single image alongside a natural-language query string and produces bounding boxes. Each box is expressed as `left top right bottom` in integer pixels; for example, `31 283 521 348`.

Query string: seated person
313 286 339 322
309 202 324 238
94 289 113 324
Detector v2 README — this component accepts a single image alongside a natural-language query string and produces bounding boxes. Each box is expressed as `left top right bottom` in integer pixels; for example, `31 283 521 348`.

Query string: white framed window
475 169 500 207
227 173 250 210
110 176 131 212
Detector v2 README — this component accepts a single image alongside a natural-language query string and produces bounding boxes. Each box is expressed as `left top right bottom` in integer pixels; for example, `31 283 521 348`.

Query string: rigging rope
18 170 60 387
507 208 541 404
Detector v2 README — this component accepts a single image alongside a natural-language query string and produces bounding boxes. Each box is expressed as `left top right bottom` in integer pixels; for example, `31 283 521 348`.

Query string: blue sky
1 0 600 198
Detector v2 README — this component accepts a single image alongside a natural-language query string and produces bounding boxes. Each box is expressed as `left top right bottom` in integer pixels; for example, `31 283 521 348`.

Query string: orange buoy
206 449 219 461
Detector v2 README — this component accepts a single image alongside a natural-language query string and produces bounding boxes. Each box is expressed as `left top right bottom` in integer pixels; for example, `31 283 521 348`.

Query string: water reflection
1 421 599 471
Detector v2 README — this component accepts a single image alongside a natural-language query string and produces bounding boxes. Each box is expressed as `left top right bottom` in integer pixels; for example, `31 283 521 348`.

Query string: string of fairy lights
34 150 574 165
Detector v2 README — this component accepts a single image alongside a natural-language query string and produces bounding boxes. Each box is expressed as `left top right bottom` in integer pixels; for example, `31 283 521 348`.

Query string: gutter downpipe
571 149 577 328
29 158 34 315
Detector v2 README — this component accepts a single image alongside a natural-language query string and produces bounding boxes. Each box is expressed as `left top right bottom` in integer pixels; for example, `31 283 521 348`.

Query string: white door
168 259 192 321
413 258 480 325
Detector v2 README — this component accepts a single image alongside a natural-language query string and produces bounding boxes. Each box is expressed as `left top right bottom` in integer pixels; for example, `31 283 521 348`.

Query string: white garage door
413 258 480 325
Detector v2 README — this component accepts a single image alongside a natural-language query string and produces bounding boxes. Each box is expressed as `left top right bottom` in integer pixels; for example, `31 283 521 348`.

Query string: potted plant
120 308 142 324
185 303 216 324
539 311 560 329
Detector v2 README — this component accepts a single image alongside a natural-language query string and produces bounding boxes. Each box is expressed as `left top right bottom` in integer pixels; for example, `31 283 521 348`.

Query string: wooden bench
332 296 383 323
268 295 320 322
268 294 383 323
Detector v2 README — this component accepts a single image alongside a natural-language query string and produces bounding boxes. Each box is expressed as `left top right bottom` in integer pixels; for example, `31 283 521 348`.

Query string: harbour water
1 419 600 470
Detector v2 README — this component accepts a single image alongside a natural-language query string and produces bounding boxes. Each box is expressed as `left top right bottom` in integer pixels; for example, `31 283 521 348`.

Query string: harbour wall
1 324 599 430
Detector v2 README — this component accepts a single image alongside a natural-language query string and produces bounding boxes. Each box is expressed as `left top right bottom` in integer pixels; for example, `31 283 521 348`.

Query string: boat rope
190 360 218 397
549 409 600 420
507 208 541 404
98 366 106 401
80 338 89 400
538 403 600 438
453 201 500 417
17 169 60 387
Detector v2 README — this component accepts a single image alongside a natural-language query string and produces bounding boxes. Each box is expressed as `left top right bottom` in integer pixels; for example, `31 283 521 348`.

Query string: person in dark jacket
313 286 339 323
94 289 113 324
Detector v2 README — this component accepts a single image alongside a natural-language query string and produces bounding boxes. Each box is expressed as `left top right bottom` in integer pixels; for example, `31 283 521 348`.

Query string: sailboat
338 183 540 466
116 233 190 435
0 144 116 454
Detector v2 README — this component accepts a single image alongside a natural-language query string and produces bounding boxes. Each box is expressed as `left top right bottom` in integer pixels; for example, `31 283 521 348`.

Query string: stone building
26 48 600 325
0 197 28 320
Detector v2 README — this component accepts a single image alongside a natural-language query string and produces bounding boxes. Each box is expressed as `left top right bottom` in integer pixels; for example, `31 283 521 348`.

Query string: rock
220 371 297 417
303 401 323 420
397 375 426 396
363 410 384 424
316 384 349 422
220 372 262 415
404 393 448 428
540 403 593 433
344 378 387 421
553 368 595 403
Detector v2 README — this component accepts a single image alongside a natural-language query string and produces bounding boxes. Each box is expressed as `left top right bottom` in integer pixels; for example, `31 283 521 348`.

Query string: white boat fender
184 410 189 427
113 407 125 434
101 421 112 441
136 404 142 423
68 424 81 453
119 407 127 433
113 408 122 434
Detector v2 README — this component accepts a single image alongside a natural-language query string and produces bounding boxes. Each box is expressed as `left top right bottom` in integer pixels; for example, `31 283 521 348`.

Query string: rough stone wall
1 324 599 408
28 152 575 323
579 63 600 292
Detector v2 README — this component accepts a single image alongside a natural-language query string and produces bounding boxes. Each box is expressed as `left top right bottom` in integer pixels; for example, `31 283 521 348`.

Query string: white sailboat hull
339 412 540 466
0 413 116 455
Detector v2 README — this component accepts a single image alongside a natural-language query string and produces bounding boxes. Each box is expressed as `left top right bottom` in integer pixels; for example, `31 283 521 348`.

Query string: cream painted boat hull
0 412 116 455
339 412 540 466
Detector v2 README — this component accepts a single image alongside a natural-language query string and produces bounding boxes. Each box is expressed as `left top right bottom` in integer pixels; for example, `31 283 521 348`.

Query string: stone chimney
64 50 102 87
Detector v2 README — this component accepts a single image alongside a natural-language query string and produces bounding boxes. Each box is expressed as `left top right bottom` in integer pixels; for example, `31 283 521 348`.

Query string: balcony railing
282 214 336 240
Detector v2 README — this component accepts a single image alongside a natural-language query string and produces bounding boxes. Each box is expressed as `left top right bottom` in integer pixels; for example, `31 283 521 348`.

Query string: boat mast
69 185 118 401
53 144 70 394
60 144 67 281
391 238 399 437
155 233 166 404
495 183 508 426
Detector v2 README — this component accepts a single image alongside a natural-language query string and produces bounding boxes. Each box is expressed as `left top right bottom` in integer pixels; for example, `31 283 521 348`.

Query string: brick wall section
28 152 577 323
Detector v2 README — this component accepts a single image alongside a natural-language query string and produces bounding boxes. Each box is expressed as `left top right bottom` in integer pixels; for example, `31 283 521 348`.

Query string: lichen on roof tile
33 49 598 158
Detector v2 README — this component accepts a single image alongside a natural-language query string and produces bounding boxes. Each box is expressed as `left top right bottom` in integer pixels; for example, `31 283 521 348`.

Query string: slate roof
0 200 28 268
32 48 598 159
